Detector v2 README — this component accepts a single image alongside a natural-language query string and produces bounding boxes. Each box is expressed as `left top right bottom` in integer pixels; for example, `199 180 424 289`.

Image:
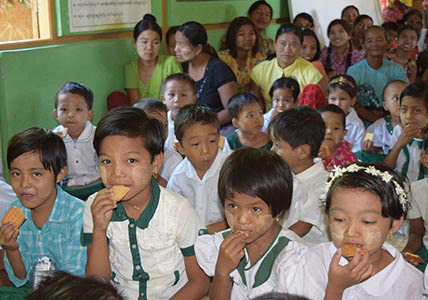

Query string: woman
125 14 182 104
219 17 265 93
247 0 275 56
175 21 237 135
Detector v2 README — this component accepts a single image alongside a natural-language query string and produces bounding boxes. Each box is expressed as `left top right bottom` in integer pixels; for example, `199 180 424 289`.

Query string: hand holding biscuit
0 222 19 251
91 188 117 232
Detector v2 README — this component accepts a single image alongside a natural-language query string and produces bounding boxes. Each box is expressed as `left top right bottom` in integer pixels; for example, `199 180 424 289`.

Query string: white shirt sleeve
195 233 219 277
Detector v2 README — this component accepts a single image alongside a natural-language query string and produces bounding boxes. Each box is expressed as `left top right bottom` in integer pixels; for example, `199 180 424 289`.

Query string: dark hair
293 13 314 28
324 162 408 219
247 1 273 18
7 127 67 179
354 14 373 28
133 14 162 41
26 271 124 300
398 24 419 40
318 104 346 128
362 25 386 44
403 9 423 24
174 104 219 142
269 106 325 158
400 80 428 110
253 293 311 300
93 107 164 162
325 19 353 73
226 17 259 58
381 21 399 33
269 77 300 101
302 28 321 61
161 73 196 95
133 98 167 114
275 23 303 43
166 26 178 43
177 21 218 58
341 5 360 19
54 82 94 109
228 92 261 119
218 148 293 218
327 74 357 99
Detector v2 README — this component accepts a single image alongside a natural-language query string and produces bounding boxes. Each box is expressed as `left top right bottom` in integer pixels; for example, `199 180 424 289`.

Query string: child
318 104 358 171
166 26 178 56
167 104 228 233
381 21 399 45
364 80 407 154
0 128 86 288
263 77 300 132
227 92 272 150
133 98 182 183
341 5 359 32
53 82 100 188
195 148 306 299
327 75 365 153
301 28 328 88
82 107 209 299
300 163 423 300
293 12 314 30
269 107 329 245
385 81 428 182
352 14 373 52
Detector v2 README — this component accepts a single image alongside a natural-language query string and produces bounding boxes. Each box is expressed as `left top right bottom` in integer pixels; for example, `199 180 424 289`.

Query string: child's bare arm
402 217 425 266
0 224 26 280
171 255 210 300
206 220 228 234
289 221 313 238
384 124 420 169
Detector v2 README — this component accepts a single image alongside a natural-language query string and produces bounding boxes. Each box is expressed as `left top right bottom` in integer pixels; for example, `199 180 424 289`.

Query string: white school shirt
166 150 228 225
390 125 426 182
262 108 275 132
0 156 16 221
195 227 307 299
301 242 423 300
423 266 428 300
366 117 396 154
82 181 204 300
345 107 365 153
53 121 99 186
160 147 182 182
282 160 329 245
407 178 428 249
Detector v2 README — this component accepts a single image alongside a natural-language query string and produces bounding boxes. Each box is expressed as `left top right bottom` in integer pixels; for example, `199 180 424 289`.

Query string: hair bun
143 14 157 24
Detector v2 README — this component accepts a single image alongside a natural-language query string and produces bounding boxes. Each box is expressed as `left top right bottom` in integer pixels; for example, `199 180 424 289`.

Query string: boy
167 104 228 234
0 128 86 288
226 92 272 150
53 82 99 187
133 98 182 183
385 81 428 182
269 107 329 245
82 107 209 299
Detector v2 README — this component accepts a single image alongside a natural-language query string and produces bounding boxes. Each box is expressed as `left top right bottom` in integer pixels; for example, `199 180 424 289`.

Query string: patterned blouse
322 141 358 172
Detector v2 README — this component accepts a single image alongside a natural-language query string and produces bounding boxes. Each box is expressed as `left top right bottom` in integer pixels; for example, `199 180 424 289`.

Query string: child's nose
238 212 250 225
21 175 31 188
346 220 359 236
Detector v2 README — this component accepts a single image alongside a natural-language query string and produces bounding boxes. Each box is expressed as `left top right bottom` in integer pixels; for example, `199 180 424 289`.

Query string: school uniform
366 116 396 154
160 147 182 182
195 227 307 299
82 180 204 300
282 160 329 245
408 179 428 252
53 121 99 186
300 242 423 300
225 131 272 151
390 125 426 182
167 150 228 226
423 266 428 299
263 108 275 132
345 107 365 153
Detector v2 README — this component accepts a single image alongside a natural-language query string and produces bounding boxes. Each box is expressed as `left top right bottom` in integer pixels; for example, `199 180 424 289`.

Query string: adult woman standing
125 14 182 104
175 21 237 135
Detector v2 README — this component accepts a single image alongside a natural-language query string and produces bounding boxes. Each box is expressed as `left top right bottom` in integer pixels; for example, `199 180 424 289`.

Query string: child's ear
88 109 94 120
389 216 404 236
53 109 58 120
382 100 388 111
152 152 164 175
56 167 67 183
231 117 240 129
351 96 357 106
297 144 311 160
175 141 185 156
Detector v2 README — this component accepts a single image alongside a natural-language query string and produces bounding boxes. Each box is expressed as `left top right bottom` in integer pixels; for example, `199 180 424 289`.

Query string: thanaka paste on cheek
329 221 346 247
100 165 107 186
363 228 383 252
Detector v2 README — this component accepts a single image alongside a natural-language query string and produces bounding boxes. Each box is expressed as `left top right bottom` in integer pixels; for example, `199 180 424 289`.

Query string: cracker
2 206 26 228
111 185 130 202
218 136 225 150
364 133 374 142
404 252 424 264
341 244 367 258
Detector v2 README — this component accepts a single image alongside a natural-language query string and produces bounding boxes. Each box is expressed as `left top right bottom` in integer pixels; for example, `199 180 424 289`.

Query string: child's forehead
57 92 88 106
165 79 194 91
11 151 44 168
184 122 219 137
330 187 382 212
239 102 262 113
273 87 294 95
322 111 343 122
401 95 427 107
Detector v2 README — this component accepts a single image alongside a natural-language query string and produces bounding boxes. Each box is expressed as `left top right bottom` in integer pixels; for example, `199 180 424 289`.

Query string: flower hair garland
319 164 410 212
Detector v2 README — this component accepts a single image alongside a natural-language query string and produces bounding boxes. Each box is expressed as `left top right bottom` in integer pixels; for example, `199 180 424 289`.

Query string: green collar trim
384 116 394 135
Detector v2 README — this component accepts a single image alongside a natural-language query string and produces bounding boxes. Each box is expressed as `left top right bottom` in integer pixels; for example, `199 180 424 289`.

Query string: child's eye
252 207 261 212
209 139 217 143
228 203 237 209
76 108 83 112
362 220 376 225
128 158 137 163
191 143 199 147
33 172 42 177
60 108 67 112
10 171 20 177
392 96 399 101
101 159 111 164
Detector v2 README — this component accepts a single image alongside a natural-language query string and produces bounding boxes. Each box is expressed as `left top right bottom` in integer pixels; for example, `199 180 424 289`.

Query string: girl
301 162 423 300
301 28 328 87
165 26 178 56
341 5 359 33
321 19 364 78
352 14 373 52
247 1 275 56
251 23 323 111
125 14 182 103
175 21 237 135
195 148 306 299
327 75 365 153
318 104 358 172
219 17 265 93
293 13 314 30
263 77 300 132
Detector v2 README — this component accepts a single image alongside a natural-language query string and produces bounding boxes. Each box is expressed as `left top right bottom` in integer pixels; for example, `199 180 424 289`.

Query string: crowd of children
1 1 428 299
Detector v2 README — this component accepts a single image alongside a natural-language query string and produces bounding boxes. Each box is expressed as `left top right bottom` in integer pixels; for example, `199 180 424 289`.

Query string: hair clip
329 76 355 88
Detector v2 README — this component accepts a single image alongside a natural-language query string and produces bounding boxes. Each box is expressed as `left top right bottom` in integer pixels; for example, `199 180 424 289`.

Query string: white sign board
69 0 151 33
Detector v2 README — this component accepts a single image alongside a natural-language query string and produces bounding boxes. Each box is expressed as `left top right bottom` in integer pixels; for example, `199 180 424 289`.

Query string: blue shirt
3 186 87 287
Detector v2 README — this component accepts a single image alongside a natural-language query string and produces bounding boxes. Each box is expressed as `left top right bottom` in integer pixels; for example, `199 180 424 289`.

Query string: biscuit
404 252 424 264
218 136 225 150
111 185 130 202
341 244 367 258
364 133 374 142
2 206 26 228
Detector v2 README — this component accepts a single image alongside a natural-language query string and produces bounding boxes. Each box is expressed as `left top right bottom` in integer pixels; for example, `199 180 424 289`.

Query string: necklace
132 205 140 210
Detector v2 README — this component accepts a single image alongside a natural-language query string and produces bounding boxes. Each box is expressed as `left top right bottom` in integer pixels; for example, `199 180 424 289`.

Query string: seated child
227 92 272 150
0 128 87 288
82 107 209 299
263 77 300 132
385 81 428 182
300 163 423 300
327 75 365 153
318 104 358 171
364 80 407 154
195 148 307 299
269 107 329 245
53 82 99 187
167 104 228 233
133 98 182 183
